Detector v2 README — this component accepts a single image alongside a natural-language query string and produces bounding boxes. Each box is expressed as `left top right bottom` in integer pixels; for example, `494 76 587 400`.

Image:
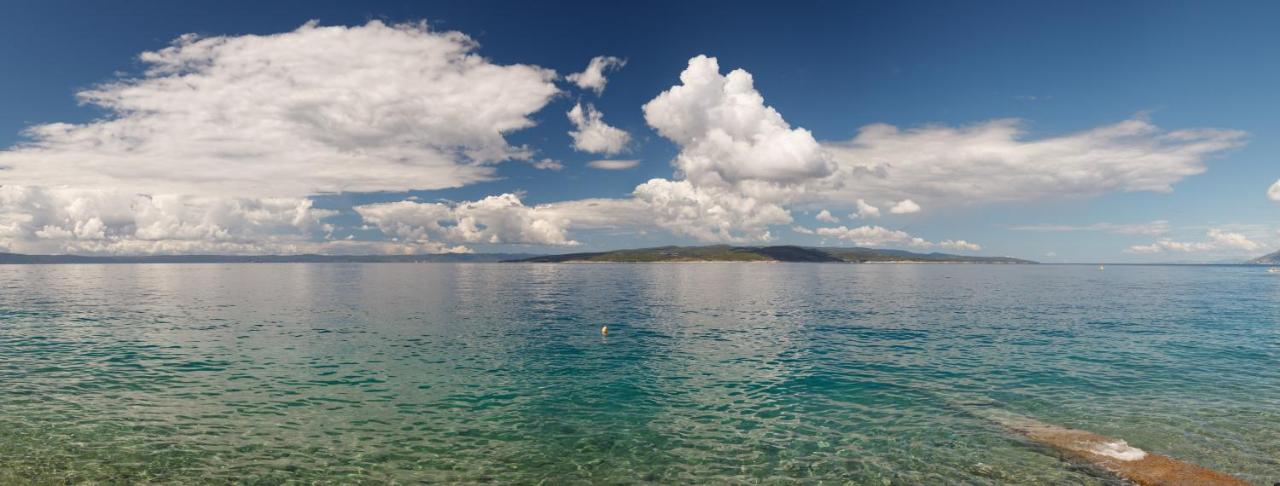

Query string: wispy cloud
800 225 981 251
530 158 564 171
1125 229 1264 254
566 56 626 95
823 117 1246 206
586 159 640 170
1010 221 1170 236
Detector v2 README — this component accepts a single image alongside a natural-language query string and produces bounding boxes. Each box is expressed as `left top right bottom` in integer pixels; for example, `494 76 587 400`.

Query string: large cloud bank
823 118 1245 206
0 21 564 253
1126 229 1264 255
0 186 334 254
0 22 1253 255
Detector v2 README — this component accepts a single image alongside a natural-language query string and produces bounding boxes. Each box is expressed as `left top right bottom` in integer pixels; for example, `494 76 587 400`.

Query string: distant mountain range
0 246 1036 265
0 253 534 264
8 248 1279 266
510 245 1036 264
1248 250 1280 265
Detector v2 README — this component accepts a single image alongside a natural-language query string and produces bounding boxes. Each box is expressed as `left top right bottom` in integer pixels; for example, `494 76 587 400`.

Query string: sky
0 0 1277 262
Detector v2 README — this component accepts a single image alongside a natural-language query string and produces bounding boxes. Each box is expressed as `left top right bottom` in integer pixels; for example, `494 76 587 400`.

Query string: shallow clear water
1 263 1277 484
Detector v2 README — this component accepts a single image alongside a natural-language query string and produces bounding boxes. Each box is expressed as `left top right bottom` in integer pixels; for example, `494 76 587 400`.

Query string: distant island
1248 249 1280 265
510 245 1036 264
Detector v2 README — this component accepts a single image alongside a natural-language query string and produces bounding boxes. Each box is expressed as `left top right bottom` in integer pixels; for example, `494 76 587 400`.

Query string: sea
1 263 1276 484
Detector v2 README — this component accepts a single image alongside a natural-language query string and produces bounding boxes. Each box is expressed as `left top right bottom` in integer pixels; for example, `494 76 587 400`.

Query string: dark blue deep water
1 263 1277 484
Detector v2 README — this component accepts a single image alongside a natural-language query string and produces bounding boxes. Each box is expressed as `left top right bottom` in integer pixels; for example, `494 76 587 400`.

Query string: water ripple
1 263 1277 484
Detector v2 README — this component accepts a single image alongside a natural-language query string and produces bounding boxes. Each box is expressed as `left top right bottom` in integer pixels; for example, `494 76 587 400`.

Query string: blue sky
0 0 1276 261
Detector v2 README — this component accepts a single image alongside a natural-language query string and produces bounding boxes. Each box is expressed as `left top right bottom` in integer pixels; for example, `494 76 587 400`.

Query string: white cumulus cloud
567 103 630 155
851 199 881 219
515 56 1243 248
0 20 560 198
938 240 982 251
620 56 1244 244
355 193 578 247
802 225 981 251
642 55 833 186
815 209 839 223
1269 178 1280 201
814 225 926 247
567 56 626 95
889 199 921 214
632 179 791 242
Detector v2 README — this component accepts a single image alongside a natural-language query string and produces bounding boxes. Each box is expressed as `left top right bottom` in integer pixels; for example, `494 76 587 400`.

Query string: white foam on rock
1090 440 1147 461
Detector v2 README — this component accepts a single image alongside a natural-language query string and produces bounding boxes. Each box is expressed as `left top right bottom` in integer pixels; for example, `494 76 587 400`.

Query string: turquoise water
1 263 1277 484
